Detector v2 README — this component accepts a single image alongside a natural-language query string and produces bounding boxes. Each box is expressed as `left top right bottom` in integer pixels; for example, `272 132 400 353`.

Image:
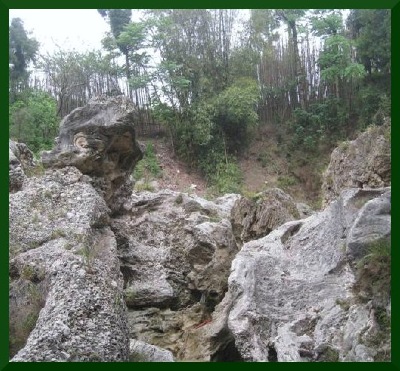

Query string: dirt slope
137 124 327 207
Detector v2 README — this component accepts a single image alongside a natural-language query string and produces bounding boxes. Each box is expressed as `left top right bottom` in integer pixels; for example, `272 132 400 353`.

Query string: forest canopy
9 9 391 193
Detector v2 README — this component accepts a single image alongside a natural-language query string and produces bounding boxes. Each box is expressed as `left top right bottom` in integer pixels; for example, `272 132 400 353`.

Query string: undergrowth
353 237 391 305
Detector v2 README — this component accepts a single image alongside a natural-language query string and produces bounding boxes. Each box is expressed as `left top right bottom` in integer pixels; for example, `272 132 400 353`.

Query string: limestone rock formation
205 187 391 362
9 96 141 362
231 188 300 243
112 190 241 359
130 340 174 362
9 139 36 193
321 125 391 205
10 167 129 361
9 98 391 362
41 95 142 213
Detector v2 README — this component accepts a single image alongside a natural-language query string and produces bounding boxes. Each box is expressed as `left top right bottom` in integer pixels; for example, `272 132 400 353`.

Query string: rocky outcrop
112 190 240 359
9 139 36 193
130 340 174 362
9 96 141 362
41 95 142 213
10 167 129 361
231 188 300 243
322 125 391 205
346 190 391 262
204 187 391 362
9 99 391 362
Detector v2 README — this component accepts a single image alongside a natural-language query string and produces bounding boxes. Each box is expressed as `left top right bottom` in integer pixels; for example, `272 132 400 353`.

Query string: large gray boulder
9 96 143 362
9 139 36 193
10 167 129 361
230 188 300 243
321 125 391 206
129 340 174 362
41 95 142 213
207 187 390 362
346 189 391 262
113 190 241 359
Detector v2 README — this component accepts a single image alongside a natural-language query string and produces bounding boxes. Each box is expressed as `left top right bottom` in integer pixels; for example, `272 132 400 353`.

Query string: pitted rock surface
41 96 142 213
130 339 174 362
10 166 129 362
208 187 391 362
113 190 241 359
322 125 391 206
9 120 391 362
9 139 36 192
231 188 300 243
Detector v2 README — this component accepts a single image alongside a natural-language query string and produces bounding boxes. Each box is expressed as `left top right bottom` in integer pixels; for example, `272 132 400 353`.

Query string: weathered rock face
9 109 391 362
204 187 390 362
231 188 300 243
130 340 174 362
346 190 391 262
9 96 142 361
9 167 129 361
9 139 36 193
112 190 241 359
321 125 391 205
41 96 142 213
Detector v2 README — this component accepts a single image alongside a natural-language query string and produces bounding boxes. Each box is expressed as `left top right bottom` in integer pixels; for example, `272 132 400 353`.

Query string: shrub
290 98 349 150
197 142 243 196
9 91 59 154
353 238 391 305
209 160 243 195
133 143 162 181
9 282 48 357
277 175 297 189
213 78 259 154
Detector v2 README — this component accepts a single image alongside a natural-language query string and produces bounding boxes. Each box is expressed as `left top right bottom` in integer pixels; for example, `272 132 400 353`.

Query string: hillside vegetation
9 9 391 204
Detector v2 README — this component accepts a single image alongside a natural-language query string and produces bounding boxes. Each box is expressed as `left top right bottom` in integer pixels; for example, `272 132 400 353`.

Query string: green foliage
152 76 256 196
357 85 391 128
311 11 344 36
98 9 132 53
359 304 391 361
152 101 176 128
76 240 99 274
318 35 366 85
317 347 340 362
213 78 259 153
175 78 259 164
229 47 259 81
347 9 391 74
374 306 391 332
198 147 243 196
9 18 40 102
335 298 351 312
174 194 184 205
354 238 391 305
20 265 45 282
9 282 47 358
133 143 162 180
134 182 155 193
50 229 67 240
24 162 45 178
9 91 59 154
277 175 297 189
209 160 243 195
133 143 162 193
290 98 349 150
